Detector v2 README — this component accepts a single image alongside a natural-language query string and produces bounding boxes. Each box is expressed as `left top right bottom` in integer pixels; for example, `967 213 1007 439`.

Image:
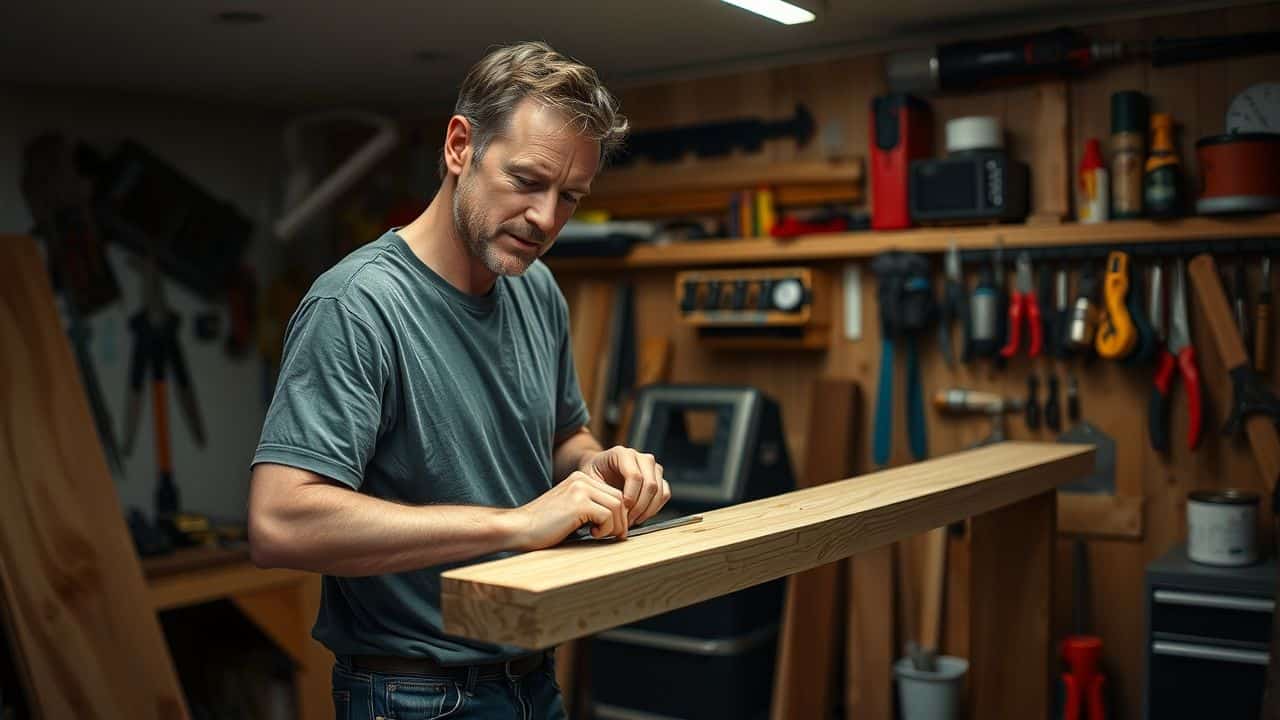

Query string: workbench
141 546 330 720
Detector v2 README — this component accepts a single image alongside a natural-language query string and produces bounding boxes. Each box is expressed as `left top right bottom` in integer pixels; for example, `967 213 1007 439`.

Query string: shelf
546 214 1280 272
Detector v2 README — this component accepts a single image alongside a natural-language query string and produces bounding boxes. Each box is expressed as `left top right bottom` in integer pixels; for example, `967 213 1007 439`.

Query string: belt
350 651 548 680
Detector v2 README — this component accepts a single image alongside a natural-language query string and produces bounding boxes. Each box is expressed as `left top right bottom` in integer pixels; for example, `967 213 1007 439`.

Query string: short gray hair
439 41 628 179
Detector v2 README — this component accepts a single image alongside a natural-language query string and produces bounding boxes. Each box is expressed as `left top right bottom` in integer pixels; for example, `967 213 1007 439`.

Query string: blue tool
871 252 935 466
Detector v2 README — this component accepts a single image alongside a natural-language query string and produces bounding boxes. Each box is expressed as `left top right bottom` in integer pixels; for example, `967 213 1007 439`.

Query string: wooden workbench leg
295 574 330 720
968 490 1056 720
846 544 896 720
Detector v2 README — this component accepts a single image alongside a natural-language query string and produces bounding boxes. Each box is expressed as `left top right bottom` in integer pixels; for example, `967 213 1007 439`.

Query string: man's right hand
510 471 629 550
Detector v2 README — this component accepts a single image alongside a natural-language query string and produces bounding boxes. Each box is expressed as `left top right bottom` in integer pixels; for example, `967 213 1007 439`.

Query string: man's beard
453 169 544 277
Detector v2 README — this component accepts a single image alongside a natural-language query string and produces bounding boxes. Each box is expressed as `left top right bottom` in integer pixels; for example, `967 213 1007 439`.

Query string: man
248 41 667 719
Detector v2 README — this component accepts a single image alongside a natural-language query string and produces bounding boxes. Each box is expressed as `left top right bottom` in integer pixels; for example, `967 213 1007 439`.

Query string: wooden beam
441 442 1092 649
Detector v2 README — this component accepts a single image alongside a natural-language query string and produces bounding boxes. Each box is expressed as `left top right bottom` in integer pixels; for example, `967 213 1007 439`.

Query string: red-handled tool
1001 251 1043 358
1149 259 1202 452
1058 540 1108 720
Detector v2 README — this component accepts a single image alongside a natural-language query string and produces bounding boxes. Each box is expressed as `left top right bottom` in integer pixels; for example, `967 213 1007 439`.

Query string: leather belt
351 651 548 680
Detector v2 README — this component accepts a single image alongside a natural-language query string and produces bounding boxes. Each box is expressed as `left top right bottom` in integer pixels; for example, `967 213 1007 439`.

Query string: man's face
453 99 600 277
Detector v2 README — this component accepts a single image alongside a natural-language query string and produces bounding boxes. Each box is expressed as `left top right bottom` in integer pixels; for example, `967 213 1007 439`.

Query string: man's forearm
250 481 527 577
552 427 604 482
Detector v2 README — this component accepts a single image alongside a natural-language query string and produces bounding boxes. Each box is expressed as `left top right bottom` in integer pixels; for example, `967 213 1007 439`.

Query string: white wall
1 86 286 524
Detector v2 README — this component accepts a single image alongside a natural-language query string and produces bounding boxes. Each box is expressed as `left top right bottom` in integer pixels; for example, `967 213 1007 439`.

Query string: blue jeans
331 654 568 720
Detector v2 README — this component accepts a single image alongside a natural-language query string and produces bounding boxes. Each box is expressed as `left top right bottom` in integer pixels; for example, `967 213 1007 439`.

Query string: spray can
1078 138 1109 223
1144 112 1183 218
1110 91 1148 219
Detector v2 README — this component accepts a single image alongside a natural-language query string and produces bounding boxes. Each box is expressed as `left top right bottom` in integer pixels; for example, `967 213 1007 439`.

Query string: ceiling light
720 0 815 25
215 10 267 24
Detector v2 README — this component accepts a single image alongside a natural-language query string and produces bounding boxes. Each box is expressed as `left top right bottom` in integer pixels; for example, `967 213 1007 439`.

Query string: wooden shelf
547 214 1280 272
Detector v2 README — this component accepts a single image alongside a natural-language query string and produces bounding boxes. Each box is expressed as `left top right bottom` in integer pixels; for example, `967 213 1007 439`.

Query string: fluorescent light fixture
721 0 815 25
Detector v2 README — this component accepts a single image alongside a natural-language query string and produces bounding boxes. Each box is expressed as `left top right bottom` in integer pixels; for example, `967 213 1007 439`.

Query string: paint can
1187 490 1259 566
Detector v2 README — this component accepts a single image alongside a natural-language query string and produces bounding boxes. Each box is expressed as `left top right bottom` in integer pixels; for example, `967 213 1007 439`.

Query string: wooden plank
1028 80 1071 221
771 379 859 720
969 491 1056 720
0 235 187 719
546 214 1280 272
441 442 1092 649
1057 493 1144 539
847 545 895 720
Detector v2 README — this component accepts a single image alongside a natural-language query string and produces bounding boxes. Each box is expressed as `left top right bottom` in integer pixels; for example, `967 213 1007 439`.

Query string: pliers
1000 251 1043 359
1149 259 1202 452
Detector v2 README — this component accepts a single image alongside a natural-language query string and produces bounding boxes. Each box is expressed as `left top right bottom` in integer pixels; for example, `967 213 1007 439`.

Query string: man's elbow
247 508 292 569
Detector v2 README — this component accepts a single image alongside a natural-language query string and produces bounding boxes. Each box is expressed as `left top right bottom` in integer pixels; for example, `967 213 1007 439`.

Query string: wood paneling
441 443 1091 649
0 236 187 719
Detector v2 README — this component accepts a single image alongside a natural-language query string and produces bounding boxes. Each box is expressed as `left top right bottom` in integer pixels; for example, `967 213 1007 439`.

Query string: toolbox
1144 542 1275 719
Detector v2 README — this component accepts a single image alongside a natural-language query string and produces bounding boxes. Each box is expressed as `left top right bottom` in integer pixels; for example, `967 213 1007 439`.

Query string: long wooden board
0 236 188 718
441 442 1092 649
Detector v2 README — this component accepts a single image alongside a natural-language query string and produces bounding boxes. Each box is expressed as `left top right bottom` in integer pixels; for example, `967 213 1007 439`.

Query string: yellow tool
1095 251 1138 359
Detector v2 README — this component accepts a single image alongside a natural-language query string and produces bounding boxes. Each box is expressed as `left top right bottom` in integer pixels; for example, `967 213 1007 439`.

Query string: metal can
1187 489 1259 566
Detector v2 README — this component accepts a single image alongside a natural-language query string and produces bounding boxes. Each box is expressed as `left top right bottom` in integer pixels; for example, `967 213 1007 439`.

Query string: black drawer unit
1144 543 1276 720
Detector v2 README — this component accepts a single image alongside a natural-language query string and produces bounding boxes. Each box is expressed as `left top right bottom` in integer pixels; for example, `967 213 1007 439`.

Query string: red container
870 94 933 230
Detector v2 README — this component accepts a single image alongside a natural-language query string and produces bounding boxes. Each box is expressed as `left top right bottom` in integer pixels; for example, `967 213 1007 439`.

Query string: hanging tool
1148 262 1167 360
1234 257 1252 366
1045 374 1062 432
1257 257 1272 374
1096 251 1138 359
1067 263 1100 353
1000 251 1043 359
1026 374 1042 430
1149 259 1203 453
937 242 965 368
1059 375 1117 494
966 263 999 361
124 255 207 522
872 252 934 465
932 388 1022 445
1123 259 1157 366
1052 268 1072 359
1057 540 1109 720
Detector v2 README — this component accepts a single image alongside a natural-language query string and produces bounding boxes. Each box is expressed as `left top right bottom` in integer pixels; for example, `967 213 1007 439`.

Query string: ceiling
0 0 1248 110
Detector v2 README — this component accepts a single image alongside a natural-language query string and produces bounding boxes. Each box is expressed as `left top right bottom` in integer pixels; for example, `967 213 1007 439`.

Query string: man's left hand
580 446 670 526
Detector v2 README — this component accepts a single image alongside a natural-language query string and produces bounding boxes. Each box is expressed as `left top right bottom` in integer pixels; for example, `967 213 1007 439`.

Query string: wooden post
968 490 1056 720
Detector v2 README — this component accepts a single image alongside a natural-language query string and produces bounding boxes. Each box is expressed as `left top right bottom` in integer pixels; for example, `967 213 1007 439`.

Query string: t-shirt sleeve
252 297 389 490
551 283 589 441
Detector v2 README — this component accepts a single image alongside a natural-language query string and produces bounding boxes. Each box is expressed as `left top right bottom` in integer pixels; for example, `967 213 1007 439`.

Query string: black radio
908 115 1029 225
909 151 1029 224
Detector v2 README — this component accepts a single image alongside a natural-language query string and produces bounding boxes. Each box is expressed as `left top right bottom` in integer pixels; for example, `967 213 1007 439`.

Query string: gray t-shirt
252 229 588 664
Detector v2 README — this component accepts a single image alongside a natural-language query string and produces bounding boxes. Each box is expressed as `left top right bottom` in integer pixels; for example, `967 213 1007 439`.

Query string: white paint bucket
1187 490 1260 566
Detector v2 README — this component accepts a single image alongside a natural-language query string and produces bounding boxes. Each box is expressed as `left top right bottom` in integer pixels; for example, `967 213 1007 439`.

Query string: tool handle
932 389 1005 411
1026 297 1043 358
1149 349 1175 453
1257 300 1271 374
907 337 928 460
1026 375 1041 430
873 339 894 466
1000 294 1024 358
1045 375 1061 432
1179 348 1203 450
